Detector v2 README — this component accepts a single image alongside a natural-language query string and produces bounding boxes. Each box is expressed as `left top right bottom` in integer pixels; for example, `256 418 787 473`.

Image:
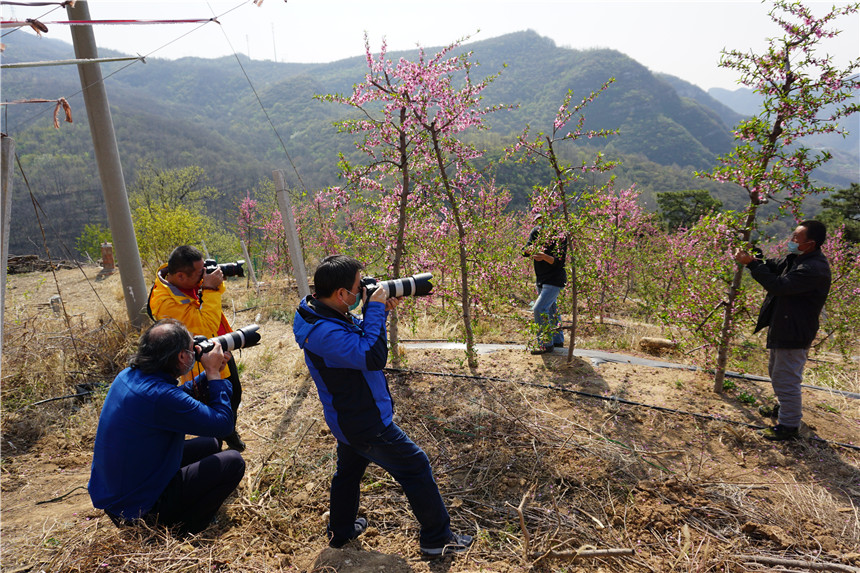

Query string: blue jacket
293 295 392 445
88 367 234 519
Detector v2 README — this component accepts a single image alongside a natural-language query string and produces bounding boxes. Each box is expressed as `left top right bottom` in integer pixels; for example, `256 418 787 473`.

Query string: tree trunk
430 125 477 367
389 109 410 366
713 205 758 392
566 265 578 363
545 138 579 364
713 265 744 392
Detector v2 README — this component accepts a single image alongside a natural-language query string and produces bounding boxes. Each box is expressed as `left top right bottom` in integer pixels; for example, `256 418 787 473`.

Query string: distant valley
2 30 857 256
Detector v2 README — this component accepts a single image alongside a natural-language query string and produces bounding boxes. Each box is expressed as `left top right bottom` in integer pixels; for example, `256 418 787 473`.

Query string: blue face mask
787 241 801 255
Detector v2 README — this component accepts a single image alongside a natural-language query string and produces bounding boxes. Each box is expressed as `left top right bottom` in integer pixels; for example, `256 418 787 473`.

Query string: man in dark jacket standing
292 255 472 556
735 220 831 441
524 212 567 354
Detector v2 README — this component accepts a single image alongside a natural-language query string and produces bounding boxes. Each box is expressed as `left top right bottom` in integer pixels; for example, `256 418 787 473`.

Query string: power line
3 1 247 133
206 1 307 193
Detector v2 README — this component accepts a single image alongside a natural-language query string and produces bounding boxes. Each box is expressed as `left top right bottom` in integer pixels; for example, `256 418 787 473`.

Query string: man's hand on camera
385 296 403 312
199 344 228 380
734 249 754 266
369 285 388 305
202 267 224 290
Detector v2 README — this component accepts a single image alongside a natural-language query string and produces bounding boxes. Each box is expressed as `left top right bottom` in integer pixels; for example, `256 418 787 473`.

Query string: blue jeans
330 423 452 546
533 283 564 348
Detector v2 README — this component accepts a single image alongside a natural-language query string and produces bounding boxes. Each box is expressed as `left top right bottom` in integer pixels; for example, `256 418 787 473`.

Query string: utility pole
67 1 147 328
1 135 15 377
273 170 310 299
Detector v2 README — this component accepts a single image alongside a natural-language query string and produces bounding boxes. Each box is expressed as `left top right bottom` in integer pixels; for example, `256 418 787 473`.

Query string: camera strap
145 283 157 322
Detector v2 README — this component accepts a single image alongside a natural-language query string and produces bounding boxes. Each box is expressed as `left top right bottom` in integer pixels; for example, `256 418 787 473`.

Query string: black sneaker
420 533 473 556
223 431 246 452
328 518 368 548
759 424 798 441
758 403 780 419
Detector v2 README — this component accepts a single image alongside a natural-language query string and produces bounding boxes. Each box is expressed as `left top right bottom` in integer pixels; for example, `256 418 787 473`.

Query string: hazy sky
4 0 859 91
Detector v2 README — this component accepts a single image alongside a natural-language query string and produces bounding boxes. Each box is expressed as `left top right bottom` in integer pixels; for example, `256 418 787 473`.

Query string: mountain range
2 29 857 257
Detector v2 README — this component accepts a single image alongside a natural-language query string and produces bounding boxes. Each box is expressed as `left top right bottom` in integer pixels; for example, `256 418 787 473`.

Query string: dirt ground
2 266 859 572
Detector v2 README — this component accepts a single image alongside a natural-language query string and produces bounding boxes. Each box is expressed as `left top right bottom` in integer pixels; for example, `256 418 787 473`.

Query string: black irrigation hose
384 367 860 452
19 381 109 411
396 341 860 400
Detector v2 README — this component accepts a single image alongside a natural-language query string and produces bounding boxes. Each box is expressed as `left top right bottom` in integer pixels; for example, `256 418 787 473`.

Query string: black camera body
193 324 261 360
360 272 434 299
204 258 245 278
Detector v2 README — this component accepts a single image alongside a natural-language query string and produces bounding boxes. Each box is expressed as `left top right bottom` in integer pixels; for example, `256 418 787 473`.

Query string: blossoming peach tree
317 36 513 366
507 80 620 362
699 0 860 392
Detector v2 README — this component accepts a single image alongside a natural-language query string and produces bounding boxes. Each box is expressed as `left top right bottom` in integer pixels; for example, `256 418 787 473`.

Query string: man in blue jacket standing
89 318 245 534
735 220 831 441
293 255 472 556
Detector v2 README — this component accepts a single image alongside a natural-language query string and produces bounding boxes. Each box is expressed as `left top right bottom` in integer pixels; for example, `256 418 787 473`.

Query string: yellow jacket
149 263 233 382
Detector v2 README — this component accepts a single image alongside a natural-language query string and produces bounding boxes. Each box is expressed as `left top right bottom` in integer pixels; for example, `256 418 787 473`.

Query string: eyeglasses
344 287 360 299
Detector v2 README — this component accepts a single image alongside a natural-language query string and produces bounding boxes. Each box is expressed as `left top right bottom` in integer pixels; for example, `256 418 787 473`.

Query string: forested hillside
2 29 856 257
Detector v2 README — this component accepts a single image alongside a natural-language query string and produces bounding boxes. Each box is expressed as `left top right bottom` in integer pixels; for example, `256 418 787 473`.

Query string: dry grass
3 268 860 572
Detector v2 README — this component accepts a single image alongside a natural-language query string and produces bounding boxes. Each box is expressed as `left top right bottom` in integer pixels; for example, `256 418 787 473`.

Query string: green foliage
75 223 112 261
132 203 214 269
130 163 219 212
201 231 242 265
819 183 860 243
124 164 241 268
656 189 723 231
816 402 839 414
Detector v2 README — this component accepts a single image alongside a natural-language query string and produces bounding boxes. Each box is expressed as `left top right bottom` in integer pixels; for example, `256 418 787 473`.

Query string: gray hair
129 318 193 376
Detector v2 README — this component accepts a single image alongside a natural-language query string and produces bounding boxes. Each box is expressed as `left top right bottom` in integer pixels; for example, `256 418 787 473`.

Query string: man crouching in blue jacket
293 255 472 556
89 318 245 535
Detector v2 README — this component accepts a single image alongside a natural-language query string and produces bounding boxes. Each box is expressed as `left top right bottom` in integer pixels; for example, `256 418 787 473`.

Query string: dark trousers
148 437 245 534
329 423 451 546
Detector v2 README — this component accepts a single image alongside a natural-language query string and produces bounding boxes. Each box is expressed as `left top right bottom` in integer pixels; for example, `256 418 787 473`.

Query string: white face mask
179 348 196 377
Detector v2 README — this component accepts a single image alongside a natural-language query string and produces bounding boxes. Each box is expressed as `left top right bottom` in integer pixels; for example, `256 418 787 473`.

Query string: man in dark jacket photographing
292 254 472 556
524 212 567 354
735 220 831 441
